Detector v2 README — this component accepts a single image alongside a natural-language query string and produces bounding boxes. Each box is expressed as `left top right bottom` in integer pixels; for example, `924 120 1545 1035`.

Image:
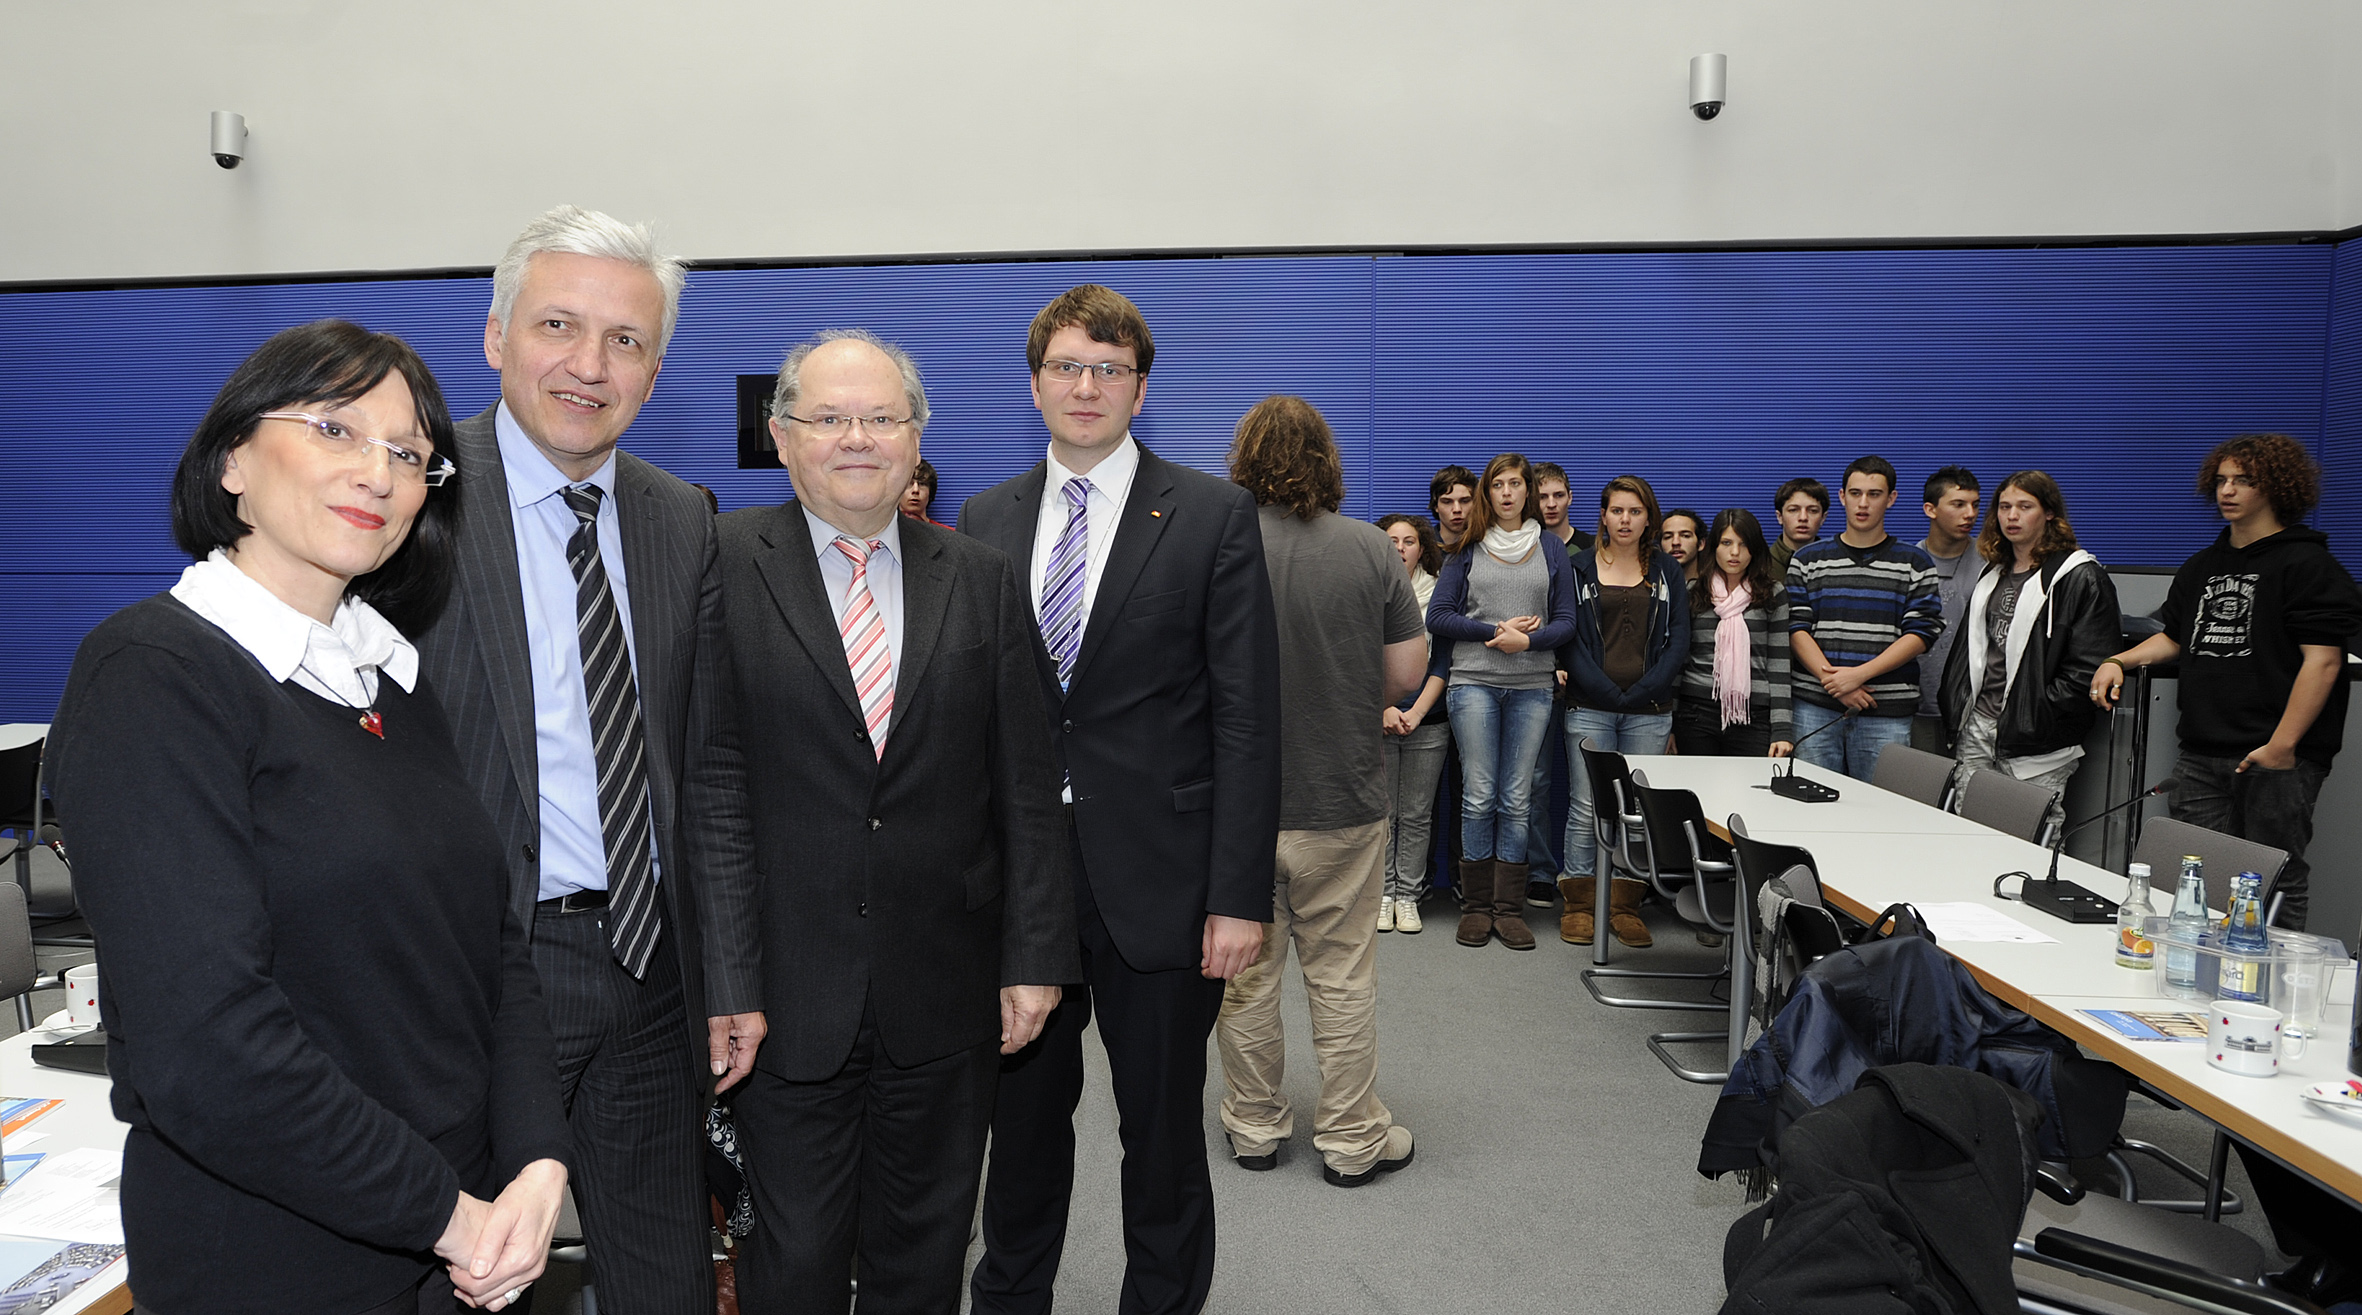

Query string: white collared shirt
804 507 907 722
1028 435 1141 632
171 550 418 707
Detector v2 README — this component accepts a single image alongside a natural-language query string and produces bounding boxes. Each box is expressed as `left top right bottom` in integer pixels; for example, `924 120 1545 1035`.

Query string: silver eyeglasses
1040 359 1143 385
261 412 457 487
783 414 914 438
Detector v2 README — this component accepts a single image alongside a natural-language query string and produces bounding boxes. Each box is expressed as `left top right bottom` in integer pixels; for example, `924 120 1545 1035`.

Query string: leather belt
536 888 610 914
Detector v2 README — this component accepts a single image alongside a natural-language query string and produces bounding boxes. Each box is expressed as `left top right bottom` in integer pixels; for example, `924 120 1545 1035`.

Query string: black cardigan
48 595 571 1315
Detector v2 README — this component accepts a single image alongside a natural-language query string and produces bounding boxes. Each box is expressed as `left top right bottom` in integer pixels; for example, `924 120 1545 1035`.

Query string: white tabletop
0 724 47 753
0 1029 128 1315
1624 754 1992 837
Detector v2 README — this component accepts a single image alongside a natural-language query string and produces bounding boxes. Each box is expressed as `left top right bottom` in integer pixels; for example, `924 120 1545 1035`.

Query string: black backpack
1720 1063 2044 1315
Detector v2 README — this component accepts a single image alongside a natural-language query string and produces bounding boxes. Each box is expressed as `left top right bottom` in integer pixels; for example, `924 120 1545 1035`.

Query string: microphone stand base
1768 773 1841 803
2022 880 2119 924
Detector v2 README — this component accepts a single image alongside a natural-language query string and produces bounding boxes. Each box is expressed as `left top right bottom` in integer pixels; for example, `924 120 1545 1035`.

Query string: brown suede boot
1608 877 1653 948
1558 877 1595 944
1455 859 1494 947
1492 859 1535 950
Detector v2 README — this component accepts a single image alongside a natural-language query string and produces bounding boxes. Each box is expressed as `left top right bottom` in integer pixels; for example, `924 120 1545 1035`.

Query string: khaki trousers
1215 818 1395 1175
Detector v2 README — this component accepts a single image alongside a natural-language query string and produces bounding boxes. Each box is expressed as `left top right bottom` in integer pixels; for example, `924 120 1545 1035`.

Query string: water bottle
2115 863 2156 969
2217 872 2269 1003
2164 855 2207 992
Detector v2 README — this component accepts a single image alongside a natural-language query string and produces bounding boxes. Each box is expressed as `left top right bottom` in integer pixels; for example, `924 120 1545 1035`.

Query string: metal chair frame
1581 772 1740 1082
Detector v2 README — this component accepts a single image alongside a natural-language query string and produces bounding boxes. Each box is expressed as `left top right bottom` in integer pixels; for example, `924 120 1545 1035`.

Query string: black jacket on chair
1938 551 2121 761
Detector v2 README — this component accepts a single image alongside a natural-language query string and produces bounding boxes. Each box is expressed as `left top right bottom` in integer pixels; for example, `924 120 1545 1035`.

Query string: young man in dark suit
962 284 1282 1315
414 206 766 1315
712 329 1077 1311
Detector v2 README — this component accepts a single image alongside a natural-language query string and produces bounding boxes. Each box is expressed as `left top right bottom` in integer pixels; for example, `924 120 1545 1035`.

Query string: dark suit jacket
415 407 762 1044
713 503 1078 1080
959 445 1281 972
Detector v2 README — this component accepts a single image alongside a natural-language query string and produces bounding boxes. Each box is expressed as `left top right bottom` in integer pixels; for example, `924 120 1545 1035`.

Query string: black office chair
2 737 43 899
4 743 89 951
1870 741 1957 810
1725 817 1843 1038
1584 776 1737 1082
1573 738 1652 968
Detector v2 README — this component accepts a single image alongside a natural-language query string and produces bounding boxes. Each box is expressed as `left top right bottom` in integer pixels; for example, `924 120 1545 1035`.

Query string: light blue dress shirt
804 508 904 754
494 403 659 902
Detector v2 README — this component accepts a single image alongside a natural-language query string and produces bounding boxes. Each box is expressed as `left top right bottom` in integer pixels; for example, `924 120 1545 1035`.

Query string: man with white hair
417 205 765 1314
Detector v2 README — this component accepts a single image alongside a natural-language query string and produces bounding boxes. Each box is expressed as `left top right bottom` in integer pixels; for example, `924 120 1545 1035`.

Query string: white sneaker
1377 898 1396 932
1394 898 1424 934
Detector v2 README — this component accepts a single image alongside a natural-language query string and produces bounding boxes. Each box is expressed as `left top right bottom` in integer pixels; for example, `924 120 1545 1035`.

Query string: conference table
1623 754 2362 1207
0 1031 128 1315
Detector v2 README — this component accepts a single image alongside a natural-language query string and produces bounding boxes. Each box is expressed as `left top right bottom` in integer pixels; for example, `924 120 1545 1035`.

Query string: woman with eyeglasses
49 321 570 1315
1426 452 1577 951
1556 475 1692 949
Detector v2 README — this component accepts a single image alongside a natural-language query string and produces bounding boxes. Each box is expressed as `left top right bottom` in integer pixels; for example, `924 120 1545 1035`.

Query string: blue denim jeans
1561 707 1674 879
1790 700 1913 782
1523 707 1568 876
1445 684 1556 864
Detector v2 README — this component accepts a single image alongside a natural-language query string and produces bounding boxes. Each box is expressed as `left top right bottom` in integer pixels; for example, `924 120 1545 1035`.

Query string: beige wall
0 0 2348 282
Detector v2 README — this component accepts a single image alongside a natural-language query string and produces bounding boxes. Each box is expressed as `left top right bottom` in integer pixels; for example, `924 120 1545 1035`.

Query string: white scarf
1482 522 1542 563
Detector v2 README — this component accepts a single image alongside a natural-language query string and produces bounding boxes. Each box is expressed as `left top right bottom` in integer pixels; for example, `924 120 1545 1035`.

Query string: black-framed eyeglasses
1040 359 1143 385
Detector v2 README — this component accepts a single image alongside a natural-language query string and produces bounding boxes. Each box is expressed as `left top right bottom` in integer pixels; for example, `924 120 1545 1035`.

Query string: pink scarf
1710 574 1754 728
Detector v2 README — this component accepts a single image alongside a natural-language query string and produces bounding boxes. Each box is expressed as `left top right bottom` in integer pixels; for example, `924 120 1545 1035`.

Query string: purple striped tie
1042 477 1092 688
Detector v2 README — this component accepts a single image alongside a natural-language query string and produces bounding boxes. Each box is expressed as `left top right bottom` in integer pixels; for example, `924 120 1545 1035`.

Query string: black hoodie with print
2156 525 2362 765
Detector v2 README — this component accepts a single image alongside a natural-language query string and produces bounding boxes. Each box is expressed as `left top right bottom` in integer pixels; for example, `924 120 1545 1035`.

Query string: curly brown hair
1377 513 1444 576
2195 433 2321 525
1978 470 2080 567
1229 395 1344 519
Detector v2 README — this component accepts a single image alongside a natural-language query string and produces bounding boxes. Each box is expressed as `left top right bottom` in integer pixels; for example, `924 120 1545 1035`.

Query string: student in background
1914 466 1982 752
1427 452 1575 951
1787 456 1944 781
1661 508 1706 585
1939 470 2119 830
1557 475 1691 949
1378 514 1448 935
901 456 950 527
1533 461 1596 551
1769 477 1829 574
1430 465 1477 553
1675 508 1793 761
2094 434 2362 931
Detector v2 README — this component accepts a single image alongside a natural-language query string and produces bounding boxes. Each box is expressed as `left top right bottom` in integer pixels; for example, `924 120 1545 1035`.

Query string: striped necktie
558 484 660 979
833 535 893 759
1041 477 1092 689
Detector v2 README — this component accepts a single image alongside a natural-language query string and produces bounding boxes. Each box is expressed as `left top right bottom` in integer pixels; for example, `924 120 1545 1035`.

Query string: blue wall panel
2321 241 2362 560
1368 247 2332 561
0 243 2342 722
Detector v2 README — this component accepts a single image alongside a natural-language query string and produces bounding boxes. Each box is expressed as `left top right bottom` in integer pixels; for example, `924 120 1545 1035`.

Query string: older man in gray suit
415 205 765 1315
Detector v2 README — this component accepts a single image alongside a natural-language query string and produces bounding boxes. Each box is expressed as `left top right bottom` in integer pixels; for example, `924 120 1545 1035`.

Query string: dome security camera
211 111 247 169
1689 54 1727 121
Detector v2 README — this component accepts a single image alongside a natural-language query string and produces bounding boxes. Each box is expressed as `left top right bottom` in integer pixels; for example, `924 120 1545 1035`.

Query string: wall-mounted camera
1689 54 1727 121
210 111 247 169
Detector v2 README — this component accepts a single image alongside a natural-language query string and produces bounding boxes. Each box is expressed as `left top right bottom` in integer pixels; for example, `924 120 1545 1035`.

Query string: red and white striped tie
833 535 893 759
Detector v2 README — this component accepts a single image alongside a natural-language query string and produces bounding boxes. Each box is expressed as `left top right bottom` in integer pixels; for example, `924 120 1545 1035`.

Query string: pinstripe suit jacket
415 408 762 1042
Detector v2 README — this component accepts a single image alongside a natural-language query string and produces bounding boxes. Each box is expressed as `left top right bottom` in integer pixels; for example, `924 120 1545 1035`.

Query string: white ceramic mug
2205 999 2283 1077
63 963 99 1029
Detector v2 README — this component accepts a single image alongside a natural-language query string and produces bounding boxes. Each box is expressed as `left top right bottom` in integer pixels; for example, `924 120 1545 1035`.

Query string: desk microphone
39 823 67 869
2017 780 2173 924
1764 706 1860 802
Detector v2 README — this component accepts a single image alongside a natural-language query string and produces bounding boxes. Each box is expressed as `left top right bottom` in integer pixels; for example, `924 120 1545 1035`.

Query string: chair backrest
1871 742 1955 811
1577 737 1640 851
1955 767 2055 844
2129 816 2290 912
1628 779 1731 885
0 882 36 1002
0 738 42 831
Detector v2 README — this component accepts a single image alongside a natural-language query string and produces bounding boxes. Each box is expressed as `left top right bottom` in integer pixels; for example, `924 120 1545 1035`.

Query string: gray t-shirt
1972 565 2038 720
1261 507 1426 832
1918 540 1978 716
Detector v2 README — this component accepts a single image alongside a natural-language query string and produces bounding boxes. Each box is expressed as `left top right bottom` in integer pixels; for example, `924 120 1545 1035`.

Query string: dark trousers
972 841 1228 1315
2169 752 2330 930
1673 701 1777 758
531 906 713 1315
735 1002 997 1315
